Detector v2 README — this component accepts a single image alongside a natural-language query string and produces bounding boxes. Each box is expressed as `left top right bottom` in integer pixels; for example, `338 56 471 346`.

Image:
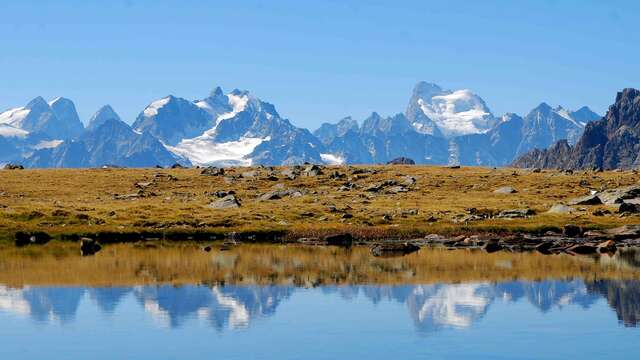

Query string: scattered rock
80 237 102 256
303 165 323 177
208 195 241 209
606 225 640 239
494 186 517 194
618 202 640 214
364 179 400 193
113 193 142 200
328 170 346 180
281 168 299 180
3 163 24 170
259 188 303 201
597 185 640 205
201 167 225 176
567 194 602 206
134 182 152 189
401 176 417 186
171 163 186 169
547 203 575 214
496 209 535 219
563 224 582 238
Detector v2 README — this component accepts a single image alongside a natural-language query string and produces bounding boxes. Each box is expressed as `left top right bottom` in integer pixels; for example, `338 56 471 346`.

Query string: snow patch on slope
320 153 345 165
554 106 586 127
143 97 171 117
215 93 249 124
0 124 29 138
34 139 64 149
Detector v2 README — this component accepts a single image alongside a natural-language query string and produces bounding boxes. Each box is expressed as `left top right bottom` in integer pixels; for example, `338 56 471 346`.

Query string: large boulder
597 185 640 205
386 157 415 165
208 195 241 209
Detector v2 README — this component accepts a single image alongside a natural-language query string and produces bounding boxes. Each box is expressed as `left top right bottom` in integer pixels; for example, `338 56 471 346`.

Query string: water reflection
1 280 639 333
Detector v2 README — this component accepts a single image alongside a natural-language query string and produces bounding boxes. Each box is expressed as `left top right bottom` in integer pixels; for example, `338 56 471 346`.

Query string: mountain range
0 82 601 168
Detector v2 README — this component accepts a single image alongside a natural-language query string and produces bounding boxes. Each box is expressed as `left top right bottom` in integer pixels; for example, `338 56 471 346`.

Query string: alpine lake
0 242 639 359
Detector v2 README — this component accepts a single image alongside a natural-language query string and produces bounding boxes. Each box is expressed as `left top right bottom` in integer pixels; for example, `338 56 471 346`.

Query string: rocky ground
2 164 640 256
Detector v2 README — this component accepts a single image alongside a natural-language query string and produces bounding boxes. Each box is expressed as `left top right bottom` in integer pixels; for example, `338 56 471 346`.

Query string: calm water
1 280 639 359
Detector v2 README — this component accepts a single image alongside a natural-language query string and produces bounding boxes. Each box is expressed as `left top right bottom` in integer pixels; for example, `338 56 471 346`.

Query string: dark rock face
513 88 640 170
387 157 416 165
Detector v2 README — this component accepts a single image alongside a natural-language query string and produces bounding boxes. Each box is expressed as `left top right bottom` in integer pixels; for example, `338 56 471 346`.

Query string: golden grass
0 166 638 242
0 242 638 287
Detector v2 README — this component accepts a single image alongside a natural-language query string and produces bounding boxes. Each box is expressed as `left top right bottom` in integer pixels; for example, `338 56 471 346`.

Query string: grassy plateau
0 165 639 244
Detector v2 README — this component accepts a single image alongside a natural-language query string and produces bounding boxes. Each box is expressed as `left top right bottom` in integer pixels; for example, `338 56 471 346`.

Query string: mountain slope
513 88 640 170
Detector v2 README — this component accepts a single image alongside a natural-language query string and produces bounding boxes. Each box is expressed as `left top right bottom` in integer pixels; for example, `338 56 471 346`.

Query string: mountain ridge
0 83 602 168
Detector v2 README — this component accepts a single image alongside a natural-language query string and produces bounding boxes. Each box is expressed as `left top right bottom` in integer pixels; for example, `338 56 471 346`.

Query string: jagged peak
26 96 49 110
412 81 444 97
210 86 224 98
616 88 640 103
90 105 121 123
230 88 250 97
533 102 553 111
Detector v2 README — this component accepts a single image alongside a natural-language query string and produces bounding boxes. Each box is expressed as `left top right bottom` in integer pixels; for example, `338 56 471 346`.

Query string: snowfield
320 153 345 165
0 107 31 128
167 131 268 167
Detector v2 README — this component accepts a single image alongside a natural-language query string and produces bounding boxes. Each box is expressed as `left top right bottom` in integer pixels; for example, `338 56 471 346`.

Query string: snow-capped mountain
0 96 84 140
406 82 496 137
136 87 324 166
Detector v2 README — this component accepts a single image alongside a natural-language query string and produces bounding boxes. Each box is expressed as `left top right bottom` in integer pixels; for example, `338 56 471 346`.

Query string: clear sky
1 0 638 129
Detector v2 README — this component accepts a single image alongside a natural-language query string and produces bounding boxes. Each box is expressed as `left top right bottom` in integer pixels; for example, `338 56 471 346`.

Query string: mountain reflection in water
1 280 638 333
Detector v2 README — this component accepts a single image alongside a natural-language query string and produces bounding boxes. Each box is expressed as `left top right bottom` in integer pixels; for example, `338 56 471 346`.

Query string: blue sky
0 0 638 129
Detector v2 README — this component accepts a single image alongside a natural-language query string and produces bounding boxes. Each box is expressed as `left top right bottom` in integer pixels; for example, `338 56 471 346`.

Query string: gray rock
547 203 575 214
259 188 303 201
618 202 640 213
208 195 241 209
496 209 535 219
567 194 602 206
303 164 323 176
494 186 517 194
201 167 225 176
563 224 582 237
597 185 640 205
